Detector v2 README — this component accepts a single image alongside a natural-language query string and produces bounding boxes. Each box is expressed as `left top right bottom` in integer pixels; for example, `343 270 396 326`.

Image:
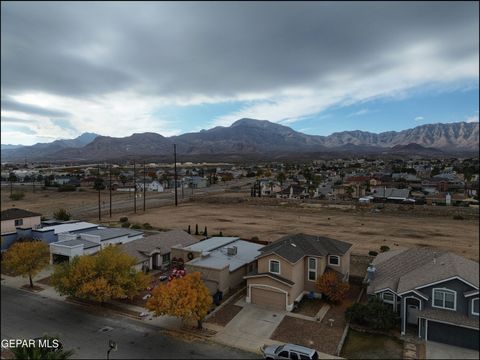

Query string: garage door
428 321 479 350
251 287 286 310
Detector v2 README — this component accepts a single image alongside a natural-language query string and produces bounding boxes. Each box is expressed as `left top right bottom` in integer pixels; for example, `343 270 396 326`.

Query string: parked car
261 344 319 360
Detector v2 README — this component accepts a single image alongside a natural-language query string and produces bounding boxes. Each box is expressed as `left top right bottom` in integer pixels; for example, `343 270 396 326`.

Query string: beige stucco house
171 237 263 295
1 208 41 234
244 233 352 311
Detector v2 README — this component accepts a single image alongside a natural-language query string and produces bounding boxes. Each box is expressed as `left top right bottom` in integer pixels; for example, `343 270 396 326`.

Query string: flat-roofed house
49 227 143 263
171 237 263 295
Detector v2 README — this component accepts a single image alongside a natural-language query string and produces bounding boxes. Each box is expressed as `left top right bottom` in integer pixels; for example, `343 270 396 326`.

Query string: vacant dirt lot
123 200 479 260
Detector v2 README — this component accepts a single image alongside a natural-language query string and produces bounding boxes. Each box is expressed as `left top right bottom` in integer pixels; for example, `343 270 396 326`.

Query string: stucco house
1 208 41 234
367 247 479 350
118 229 198 272
1 208 42 252
244 234 352 311
171 236 263 295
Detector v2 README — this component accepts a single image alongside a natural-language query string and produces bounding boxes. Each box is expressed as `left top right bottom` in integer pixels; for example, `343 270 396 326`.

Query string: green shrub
78 188 86 192
251 236 260 242
368 250 378 256
380 245 390 253
453 214 464 220
53 208 72 221
121 222 131 228
131 224 141 229
346 297 397 330
10 192 25 201
142 223 153 230
119 217 129 223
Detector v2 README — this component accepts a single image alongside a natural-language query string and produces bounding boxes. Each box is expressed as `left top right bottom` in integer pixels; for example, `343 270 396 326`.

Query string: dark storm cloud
1 98 70 117
1 1 478 98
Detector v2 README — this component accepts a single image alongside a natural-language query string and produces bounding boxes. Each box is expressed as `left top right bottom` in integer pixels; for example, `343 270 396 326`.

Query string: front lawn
340 329 404 359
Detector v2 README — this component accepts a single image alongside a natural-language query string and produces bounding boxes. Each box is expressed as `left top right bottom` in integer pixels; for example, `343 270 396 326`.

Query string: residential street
1 286 258 359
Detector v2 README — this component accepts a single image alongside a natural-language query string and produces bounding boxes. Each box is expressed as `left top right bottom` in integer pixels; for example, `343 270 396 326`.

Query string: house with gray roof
118 229 198 272
366 247 479 350
244 233 352 311
171 236 264 295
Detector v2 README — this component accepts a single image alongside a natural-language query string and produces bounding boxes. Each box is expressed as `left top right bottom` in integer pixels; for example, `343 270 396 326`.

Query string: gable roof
118 229 198 264
258 233 352 263
1 208 41 221
368 248 479 294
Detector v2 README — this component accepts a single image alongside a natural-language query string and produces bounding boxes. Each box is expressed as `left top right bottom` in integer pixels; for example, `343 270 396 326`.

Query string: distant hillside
1 120 478 162
1 132 99 161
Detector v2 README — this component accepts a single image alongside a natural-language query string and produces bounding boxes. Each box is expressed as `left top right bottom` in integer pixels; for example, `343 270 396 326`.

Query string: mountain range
1 120 478 162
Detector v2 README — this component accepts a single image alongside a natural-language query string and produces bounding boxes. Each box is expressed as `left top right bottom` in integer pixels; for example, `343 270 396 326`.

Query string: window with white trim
382 292 394 303
328 255 340 266
308 257 317 281
432 288 456 310
472 298 479 316
269 260 280 274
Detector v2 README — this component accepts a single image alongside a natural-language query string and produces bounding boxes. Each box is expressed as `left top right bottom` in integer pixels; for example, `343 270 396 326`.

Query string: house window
162 253 170 263
308 257 317 281
328 255 340 266
472 298 479 316
14 219 23 226
382 292 395 303
432 288 456 310
269 260 280 274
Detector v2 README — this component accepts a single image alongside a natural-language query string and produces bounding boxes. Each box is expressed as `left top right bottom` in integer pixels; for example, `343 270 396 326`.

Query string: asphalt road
1 286 258 359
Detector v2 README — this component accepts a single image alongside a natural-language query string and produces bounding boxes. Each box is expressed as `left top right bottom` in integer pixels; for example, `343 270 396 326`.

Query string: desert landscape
3 185 478 261
120 197 479 261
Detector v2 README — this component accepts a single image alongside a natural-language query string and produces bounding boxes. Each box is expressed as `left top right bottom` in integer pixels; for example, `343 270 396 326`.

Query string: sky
1 1 479 145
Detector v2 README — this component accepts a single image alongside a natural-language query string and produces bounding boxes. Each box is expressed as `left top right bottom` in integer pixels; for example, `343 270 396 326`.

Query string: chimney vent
367 263 376 282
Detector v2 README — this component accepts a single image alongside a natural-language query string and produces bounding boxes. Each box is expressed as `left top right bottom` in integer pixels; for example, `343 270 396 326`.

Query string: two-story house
244 234 352 311
367 247 479 350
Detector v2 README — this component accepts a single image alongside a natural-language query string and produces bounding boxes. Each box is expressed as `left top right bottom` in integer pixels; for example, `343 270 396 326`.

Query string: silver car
261 344 319 360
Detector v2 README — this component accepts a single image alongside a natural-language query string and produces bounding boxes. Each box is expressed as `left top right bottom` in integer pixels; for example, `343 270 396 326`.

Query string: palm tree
11 336 74 359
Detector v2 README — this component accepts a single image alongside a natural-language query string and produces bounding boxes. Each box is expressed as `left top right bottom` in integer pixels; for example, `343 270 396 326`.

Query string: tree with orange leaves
51 246 151 303
316 270 349 304
146 272 212 329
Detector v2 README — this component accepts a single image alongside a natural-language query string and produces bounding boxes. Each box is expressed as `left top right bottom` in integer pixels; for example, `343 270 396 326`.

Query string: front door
407 304 419 324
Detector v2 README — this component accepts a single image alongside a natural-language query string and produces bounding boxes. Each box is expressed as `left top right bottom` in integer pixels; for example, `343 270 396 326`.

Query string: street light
107 340 117 360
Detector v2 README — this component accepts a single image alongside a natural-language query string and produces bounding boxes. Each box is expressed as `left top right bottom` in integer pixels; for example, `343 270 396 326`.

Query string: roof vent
291 243 297 247
227 246 237 256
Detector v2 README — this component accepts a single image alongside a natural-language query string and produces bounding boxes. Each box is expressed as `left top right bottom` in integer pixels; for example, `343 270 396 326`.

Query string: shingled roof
258 233 352 263
1 208 41 221
367 247 479 294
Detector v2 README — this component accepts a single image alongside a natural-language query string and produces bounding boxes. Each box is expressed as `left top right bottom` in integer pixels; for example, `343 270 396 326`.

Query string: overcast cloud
1 1 478 144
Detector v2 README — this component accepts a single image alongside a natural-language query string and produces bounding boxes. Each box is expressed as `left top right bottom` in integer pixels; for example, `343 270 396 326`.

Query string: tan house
244 234 352 311
1 208 41 234
171 237 263 295
118 229 198 272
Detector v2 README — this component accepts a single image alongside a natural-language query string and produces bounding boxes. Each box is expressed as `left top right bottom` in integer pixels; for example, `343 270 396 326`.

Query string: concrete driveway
427 341 479 359
214 303 286 353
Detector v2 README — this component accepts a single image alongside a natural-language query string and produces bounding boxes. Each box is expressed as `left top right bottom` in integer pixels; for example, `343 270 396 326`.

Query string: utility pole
109 164 112 218
174 144 178 206
133 161 137 213
97 164 101 222
143 161 146 212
